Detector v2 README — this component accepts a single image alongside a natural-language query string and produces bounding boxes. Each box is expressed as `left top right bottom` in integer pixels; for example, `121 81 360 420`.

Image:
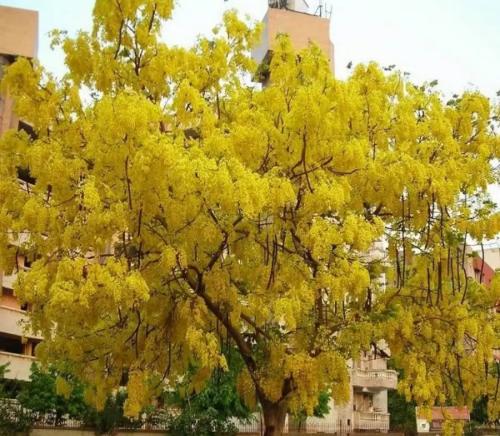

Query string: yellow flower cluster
0 0 498 427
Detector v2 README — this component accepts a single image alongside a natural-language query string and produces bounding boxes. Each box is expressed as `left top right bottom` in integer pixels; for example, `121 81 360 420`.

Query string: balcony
0 351 35 381
351 368 398 390
0 305 40 339
6 229 31 247
1 273 16 289
354 411 390 432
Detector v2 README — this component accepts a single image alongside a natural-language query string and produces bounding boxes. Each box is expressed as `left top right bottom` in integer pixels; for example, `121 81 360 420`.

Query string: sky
1 0 500 245
1 0 499 98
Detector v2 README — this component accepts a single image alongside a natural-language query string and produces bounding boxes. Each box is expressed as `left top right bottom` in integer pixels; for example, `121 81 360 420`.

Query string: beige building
0 5 40 381
416 406 470 433
252 0 334 83
238 349 397 434
301 349 397 433
476 245 500 270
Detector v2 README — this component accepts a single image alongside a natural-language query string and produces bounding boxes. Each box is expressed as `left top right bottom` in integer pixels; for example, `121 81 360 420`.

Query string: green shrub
82 390 145 435
0 364 34 436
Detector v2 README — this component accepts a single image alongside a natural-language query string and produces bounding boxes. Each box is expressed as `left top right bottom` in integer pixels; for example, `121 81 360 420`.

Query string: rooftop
417 407 470 421
0 5 38 58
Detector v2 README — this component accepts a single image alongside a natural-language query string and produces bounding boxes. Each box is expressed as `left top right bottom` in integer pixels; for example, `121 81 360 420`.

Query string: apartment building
0 5 40 381
252 0 335 84
238 348 398 434
467 246 500 286
466 246 500 364
301 350 397 433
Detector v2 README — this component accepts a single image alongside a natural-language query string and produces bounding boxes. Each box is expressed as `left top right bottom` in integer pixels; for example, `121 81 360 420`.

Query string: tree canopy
0 1 499 434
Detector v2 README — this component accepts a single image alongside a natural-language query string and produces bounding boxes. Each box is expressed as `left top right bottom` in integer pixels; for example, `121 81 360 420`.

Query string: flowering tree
1 1 499 434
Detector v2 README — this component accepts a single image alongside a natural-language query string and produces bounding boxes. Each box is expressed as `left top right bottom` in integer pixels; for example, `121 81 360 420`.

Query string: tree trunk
262 400 287 436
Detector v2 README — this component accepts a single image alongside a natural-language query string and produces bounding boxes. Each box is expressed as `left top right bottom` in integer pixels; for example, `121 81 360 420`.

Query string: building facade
237 348 397 434
303 350 397 433
0 5 40 381
466 246 500 364
416 406 470 433
252 0 335 84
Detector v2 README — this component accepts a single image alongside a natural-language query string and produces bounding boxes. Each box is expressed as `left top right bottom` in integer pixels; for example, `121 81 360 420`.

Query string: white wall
416 417 430 433
372 390 387 413
483 247 500 271
288 0 310 13
251 11 270 66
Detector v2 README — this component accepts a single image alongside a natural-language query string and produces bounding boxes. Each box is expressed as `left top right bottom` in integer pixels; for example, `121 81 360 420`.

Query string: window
16 166 36 184
31 341 40 356
2 287 14 297
16 122 37 184
18 120 36 139
0 334 23 354
23 257 32 269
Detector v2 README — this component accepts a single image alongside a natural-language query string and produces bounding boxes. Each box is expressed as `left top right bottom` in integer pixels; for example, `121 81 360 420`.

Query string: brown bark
262 400 288 436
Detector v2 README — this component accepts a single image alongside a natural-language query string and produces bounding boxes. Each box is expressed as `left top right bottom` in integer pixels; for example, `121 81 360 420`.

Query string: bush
387 389 417 435
17 363 88 426
0 364 34 436
82 390 145 435
164 348 252 435
14 363 155 433
166 406 238 436
290 390 332 432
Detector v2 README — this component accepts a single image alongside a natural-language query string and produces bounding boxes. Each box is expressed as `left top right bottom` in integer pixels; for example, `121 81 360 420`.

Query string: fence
3 400 398 435
1 399 169 431
33 418 169 431
236 413 391 435
234 412 292 434
300 417 352 433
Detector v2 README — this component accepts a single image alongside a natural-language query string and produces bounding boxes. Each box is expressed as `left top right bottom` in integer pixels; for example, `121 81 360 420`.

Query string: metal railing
0 400 169 431
235 413 289 434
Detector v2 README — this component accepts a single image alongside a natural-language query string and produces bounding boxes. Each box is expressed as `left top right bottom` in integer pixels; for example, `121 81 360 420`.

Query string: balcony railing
354 411 390 432
0 305 41 339
1 273 16 289
1 268 30 290
351 368 398 390
6 226 31 247
0 305 28 337
0 350 35 381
